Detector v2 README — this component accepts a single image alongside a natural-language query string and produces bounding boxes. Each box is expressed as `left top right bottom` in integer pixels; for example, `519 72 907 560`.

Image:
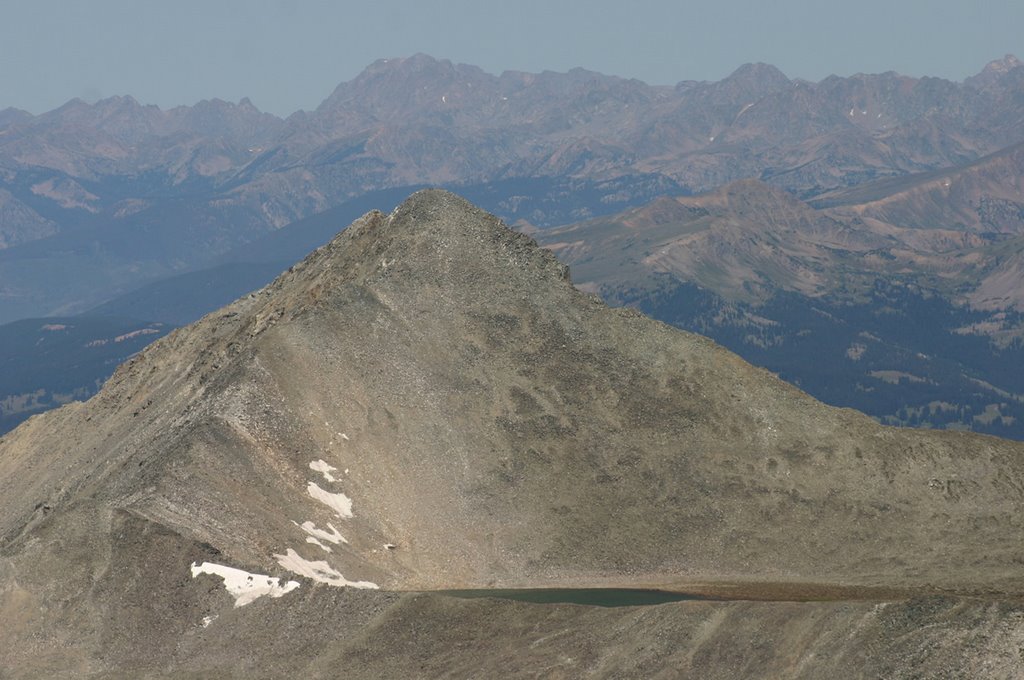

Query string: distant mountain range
538 141 1024 437
2 53 1024 439
1 53 1023 323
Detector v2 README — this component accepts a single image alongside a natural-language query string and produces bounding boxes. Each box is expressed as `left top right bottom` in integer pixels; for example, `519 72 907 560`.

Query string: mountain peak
289 189 571 305
982 54 1023 74
389 189 568 277
966 54 1024 87
354 53 482 82
0 107 32 128
316 55 491 117
723 62 791 90
386 188 529 239
6 190 1024 674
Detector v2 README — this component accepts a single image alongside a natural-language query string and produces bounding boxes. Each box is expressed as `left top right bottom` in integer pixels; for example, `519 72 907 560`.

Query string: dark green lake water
438 588 704 607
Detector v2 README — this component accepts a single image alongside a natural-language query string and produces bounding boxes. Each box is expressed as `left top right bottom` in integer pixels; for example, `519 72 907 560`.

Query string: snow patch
296 520 347 545
309 459 338 482
190 561 300 607
307 482 353 518
274 549 379 589
306 537 332 553
201 615 217 627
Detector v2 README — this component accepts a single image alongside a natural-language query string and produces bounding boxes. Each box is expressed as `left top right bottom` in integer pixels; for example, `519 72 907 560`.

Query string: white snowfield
274 549 379 589
297 520 348 545
270 459 378 587
309 459 338 482
306 536 333 552
307 481 353 518
190 561 300 607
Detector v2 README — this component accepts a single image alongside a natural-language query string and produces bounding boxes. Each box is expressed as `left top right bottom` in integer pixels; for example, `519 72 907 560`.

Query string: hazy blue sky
2 0 1021 116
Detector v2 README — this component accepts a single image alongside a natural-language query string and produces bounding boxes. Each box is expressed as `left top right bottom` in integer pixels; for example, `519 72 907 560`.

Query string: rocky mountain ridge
4 191 1024 676
1 53 1022 324
546 140 1024 307
538 145 1024 437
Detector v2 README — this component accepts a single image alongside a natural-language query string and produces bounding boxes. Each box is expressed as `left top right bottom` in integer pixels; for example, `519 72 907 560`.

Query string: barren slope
3 190 1024 676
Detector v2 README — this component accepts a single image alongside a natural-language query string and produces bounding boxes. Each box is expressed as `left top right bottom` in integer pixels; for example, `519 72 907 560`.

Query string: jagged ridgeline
3 190 1024 677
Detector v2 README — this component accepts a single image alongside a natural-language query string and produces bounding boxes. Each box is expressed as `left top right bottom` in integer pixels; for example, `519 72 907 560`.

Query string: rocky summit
3 190 1024 678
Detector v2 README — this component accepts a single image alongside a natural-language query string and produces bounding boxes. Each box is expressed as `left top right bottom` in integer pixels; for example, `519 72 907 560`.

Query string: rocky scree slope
3 191 1024 676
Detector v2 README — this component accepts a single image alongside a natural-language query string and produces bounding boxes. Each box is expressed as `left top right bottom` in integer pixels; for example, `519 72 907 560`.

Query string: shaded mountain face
3 191 1024 676
0 316 170 435
539 146 1024 437
1 54 1022 324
